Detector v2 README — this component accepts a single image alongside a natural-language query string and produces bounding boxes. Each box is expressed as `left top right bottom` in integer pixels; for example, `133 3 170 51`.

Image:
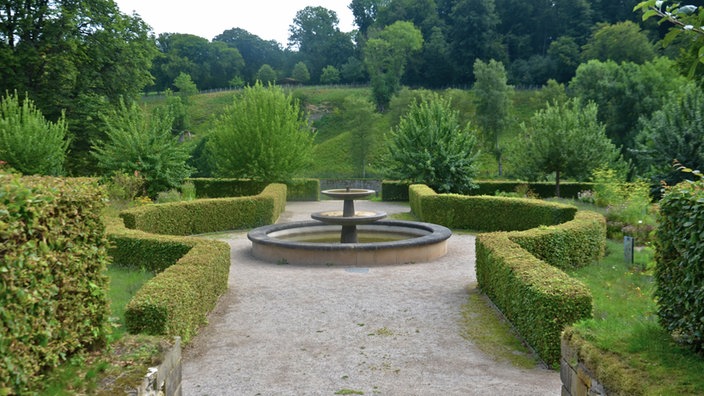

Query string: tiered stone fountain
247 188 451 266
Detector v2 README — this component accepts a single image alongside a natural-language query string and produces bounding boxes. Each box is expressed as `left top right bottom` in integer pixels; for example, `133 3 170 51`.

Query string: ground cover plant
568 240 704 395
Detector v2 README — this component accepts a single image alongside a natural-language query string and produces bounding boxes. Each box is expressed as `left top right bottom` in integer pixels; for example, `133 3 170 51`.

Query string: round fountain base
247 220 452 266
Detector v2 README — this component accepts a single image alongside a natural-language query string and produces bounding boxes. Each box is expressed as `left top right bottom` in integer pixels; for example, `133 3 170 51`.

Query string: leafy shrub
383 93 480 193
206 82 314 181
104 171 146 203
0 91 69 176
120 183 287 236
655 175 704 353
91 100 193 198
181 181 196 201
0 175 110 393
155 189 182 203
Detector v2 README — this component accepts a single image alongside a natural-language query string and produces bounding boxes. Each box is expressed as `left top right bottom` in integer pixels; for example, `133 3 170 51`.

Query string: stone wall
132 337 182 396
561 338 606 396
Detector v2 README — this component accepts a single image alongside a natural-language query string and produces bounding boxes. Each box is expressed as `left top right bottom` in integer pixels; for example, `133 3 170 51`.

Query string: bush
381 180 410 201
1 175 110 393
476 233 592 367
206 82 315 181
410 184 577 231
383 93 480 194
92 100 193 198
655 177 704 353
187 178 318 201
104 171 146 203
0 91 69 176
120 183 287 236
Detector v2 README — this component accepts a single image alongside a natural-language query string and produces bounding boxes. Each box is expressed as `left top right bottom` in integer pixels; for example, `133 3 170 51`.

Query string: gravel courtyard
181 200 561 395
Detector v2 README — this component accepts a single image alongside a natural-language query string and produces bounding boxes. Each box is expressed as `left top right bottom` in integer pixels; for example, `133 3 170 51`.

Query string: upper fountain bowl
321 188 376 200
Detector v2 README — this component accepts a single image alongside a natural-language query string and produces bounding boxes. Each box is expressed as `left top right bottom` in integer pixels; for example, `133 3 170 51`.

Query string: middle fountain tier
310 188 387 243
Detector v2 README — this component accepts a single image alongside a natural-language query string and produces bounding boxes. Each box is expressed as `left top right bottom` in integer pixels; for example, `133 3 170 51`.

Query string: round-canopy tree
512 98 622 197
383 93 479 194
206 82 315 181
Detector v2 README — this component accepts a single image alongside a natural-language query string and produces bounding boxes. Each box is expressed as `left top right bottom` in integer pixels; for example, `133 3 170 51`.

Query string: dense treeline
1 0 704 181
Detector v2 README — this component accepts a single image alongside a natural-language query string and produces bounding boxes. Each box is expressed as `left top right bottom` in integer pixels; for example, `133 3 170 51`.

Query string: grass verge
460 283 540 369
568 240 704 395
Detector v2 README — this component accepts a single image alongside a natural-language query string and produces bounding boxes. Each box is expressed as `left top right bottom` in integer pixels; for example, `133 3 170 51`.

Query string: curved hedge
409 184 604 366
120 183 287 235
109 228 230 342
385 180 594 201
109 183 287 342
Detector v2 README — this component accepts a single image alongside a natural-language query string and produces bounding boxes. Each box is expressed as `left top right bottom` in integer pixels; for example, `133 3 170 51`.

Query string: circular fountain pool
247 220 451 266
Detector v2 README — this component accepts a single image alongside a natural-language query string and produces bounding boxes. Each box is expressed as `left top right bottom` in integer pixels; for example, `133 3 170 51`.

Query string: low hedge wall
384 180 594 201
410 184 603 367
1 175 110 393
476 232 593 367
120 183 287 235
187 178 319 201
109 183 287 343
409 184 577 231
108 227 230 342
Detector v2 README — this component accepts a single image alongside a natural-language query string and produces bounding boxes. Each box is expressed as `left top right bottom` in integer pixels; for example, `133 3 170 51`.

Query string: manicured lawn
569 240 704 395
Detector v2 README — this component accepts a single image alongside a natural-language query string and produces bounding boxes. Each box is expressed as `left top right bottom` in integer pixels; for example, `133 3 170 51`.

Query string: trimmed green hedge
655 179 704 352
187 177 319 201
120 183 287 235
509 211 606 271
1 175 110 393
409 184 577 231
109 183 288 343
384 180 594 201
409 184 603 367
476 232 592 367
110 228 230 342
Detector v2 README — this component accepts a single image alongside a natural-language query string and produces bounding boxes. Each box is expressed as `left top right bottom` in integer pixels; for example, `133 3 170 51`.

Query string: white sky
113 0 356 45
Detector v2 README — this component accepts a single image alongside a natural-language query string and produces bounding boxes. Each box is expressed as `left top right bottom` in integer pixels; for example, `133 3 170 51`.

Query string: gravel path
182 201 561 395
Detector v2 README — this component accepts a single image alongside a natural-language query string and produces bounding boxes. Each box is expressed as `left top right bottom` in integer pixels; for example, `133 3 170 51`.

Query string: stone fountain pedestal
311 188 386 243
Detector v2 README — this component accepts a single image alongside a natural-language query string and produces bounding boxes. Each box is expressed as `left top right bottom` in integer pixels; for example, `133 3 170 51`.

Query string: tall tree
206 82 315 181
383 93 480 193
581 21 656 64
447 0 505 83
0 0 157 174
364 21 423 111
512 99 622 197
569 58 685 168
288 6 354 82
473 59 513 176
636 83 704 186
214 28 286 84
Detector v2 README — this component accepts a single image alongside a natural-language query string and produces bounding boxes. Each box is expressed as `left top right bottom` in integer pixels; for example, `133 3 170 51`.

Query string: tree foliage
512 99 622 197
581 21 656 64
0 0 157 174
292 62 311 84
383 93 479 193
288 6 354 82
91 100 193 197
364 21 423 111
0 92 69 176
206 82 315 181
213 28 285 84
569 58 685 168
341 96 382 177
473 59 513 176
636 83 704 186
256 64 277 84
320 65 342 84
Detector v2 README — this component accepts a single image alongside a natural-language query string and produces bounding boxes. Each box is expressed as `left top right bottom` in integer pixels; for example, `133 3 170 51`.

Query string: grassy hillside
144 85 546 180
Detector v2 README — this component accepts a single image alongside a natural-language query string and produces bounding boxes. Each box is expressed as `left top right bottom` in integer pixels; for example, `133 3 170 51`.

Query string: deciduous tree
512 99 622 197
206 83 315 181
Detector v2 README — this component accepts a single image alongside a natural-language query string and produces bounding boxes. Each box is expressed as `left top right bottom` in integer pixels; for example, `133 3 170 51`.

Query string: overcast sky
113 0 356 46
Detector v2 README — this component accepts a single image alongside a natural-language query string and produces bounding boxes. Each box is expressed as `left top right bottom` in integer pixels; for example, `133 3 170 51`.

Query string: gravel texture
182 201 561 395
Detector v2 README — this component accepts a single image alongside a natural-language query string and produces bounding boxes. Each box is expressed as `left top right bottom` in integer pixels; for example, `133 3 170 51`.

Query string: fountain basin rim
320 188 376 200
247 220 451 251
311 210 387 225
